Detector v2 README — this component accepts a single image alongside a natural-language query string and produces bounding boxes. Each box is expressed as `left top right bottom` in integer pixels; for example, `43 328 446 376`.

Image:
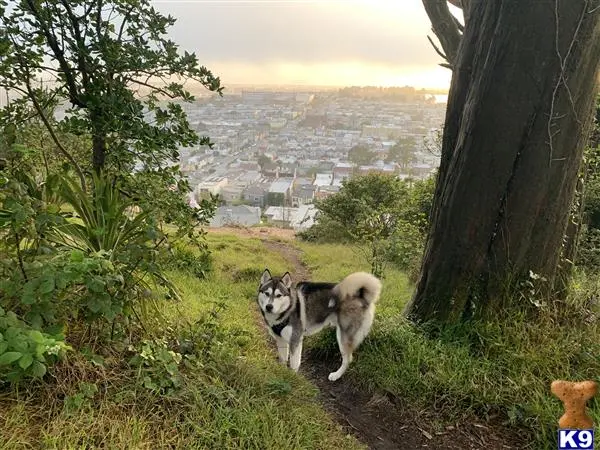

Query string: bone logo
551 380 597 450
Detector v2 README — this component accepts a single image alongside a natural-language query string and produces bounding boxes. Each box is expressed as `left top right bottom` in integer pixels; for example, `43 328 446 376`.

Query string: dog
256 269 382 381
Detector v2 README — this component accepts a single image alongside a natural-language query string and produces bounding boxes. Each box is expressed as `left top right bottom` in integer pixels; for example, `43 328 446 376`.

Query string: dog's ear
281 272 292 289
260 268 272 285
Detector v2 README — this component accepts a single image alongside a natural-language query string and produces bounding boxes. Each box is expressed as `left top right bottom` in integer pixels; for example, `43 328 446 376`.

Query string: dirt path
260 238 522 450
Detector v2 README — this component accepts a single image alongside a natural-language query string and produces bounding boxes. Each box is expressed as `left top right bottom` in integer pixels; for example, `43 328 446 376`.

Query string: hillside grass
0 235 362 450
297 241 600 448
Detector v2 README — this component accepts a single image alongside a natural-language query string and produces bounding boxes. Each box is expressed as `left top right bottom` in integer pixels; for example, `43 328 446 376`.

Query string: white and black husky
257 269 382 381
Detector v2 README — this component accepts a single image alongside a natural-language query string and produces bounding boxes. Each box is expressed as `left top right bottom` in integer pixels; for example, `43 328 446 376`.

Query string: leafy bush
299 173 435 278
128 338 184 394
160 241 212 279
0 169 209 382
0 0 220 390
0 306 70 382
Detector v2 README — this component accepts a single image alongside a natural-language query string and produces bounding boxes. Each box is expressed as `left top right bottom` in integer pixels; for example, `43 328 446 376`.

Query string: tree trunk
406 0 600 324
92 133 106 173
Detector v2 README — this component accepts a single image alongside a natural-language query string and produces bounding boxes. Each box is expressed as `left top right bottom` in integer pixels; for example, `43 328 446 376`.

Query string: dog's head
257 269 293 317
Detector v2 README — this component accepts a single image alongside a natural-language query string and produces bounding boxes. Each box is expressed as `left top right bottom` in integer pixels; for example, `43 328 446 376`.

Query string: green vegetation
0 0 218 386
299 173 434 279
347 144 377 166
385 136 417 168
1 234 362 449
299 241 600 448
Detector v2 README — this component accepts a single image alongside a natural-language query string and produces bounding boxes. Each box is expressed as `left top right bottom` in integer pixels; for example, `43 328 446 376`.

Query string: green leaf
0 351 22 365
39 274 55 294
87 277 105 293
29 330 45 344
30 360 47 378
18 353 33 369
70 249 85 263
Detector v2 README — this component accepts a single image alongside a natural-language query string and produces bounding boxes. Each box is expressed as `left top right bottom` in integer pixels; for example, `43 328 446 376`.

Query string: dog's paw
328 371 342 382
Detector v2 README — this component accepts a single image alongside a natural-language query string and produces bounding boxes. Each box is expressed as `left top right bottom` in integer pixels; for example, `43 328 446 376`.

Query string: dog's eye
275 293 282 298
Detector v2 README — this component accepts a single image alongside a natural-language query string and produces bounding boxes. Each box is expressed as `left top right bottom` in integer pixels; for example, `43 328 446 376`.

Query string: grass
0 234 362 450
297 241 600 448
4 232 600 449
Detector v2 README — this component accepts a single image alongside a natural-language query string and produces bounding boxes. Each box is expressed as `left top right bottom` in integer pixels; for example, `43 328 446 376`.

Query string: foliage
0 0 222 177
0 0 220 385
0 0 219 278
128 337 184 394
160 241 212 279
0 167 194 381
385 136 417 168
300 173 434 278
257 154 272 170
0 306 70 383
347 144 377 166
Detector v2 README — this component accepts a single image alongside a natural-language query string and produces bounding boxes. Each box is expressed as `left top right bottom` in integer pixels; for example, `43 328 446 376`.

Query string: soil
223 227 525 449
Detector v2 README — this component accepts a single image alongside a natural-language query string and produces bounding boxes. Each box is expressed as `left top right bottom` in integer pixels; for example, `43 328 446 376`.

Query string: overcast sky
152 0 456 88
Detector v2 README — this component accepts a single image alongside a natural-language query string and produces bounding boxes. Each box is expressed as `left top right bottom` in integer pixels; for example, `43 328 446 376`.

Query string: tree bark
406 0 600 324
92 133 106 173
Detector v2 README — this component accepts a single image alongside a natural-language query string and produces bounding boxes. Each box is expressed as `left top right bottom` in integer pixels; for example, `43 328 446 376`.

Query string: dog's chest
267 321 293 341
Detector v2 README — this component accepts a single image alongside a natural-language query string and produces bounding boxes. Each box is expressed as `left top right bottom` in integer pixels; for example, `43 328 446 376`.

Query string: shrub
300 173 434 278
0 306 70 383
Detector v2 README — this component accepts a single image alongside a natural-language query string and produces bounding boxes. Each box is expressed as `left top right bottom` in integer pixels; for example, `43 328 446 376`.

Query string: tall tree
386 137 417 168
348 144 377 166
406 0 600 324
0 0 222 185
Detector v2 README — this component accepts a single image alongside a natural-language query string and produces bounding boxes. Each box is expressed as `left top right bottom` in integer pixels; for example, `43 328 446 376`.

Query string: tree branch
7 33 88 191
24 0 85 107
422 0 464 69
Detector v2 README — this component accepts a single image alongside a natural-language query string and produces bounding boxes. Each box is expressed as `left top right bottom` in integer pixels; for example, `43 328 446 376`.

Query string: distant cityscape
178 86 446 231
37 85 446 231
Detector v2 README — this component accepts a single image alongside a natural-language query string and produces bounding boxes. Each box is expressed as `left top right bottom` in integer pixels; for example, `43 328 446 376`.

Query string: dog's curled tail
336 271 382 305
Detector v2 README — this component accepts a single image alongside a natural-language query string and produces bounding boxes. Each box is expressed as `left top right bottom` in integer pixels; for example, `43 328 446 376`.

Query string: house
242 182 270 207
291 204 318 230
315 185 340 200
264 206 296 228
219 185 245 204
313 173 333 187
263 205 318 231
196 177 228 199
209 205 261 228
333 162 353 180
267 178 294 206
357 163 397 176
292 183 317 206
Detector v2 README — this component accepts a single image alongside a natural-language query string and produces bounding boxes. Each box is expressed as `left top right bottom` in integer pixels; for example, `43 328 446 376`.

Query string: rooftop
269 178 294 193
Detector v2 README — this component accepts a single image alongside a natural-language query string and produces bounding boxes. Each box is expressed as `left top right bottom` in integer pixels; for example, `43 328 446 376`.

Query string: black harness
271 317 290 336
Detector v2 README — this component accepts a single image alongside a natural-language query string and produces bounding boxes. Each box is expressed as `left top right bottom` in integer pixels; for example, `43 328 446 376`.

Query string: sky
151 0 457 90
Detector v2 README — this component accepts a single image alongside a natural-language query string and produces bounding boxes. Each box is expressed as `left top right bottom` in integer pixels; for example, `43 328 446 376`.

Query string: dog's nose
265 304 273 313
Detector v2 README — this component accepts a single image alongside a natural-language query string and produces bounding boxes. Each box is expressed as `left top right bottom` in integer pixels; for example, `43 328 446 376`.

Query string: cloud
153 0 441 67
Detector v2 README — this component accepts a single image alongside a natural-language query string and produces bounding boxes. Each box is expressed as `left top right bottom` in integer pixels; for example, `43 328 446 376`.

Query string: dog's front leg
275 336 289 365
289 335 303 372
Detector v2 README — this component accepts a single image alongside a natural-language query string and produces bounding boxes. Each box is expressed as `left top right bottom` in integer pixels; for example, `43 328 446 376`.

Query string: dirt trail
260 239 521 450
210 228 521 449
